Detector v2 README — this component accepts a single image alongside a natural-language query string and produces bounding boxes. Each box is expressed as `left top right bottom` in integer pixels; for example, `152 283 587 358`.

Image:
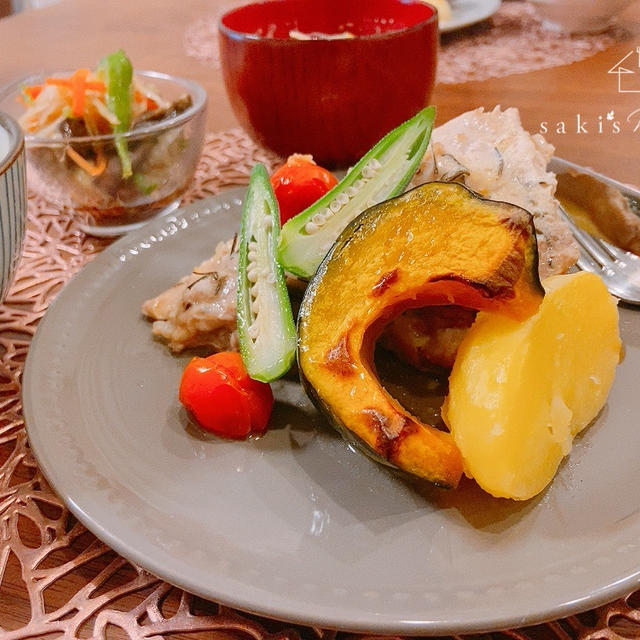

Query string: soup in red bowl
219 0 438 167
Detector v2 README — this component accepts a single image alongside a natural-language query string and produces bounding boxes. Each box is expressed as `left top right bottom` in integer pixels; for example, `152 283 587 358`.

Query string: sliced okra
237 164 296 382
277 106 436 279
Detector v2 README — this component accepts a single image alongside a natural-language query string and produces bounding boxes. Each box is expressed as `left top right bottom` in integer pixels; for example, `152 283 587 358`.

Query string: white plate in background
440 0 502 32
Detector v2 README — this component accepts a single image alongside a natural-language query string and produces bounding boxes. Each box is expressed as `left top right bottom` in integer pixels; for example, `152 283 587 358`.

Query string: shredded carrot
134 90 158 112
46 69 106 117
83 105 99 137
65 145 107 177
23 85 43 101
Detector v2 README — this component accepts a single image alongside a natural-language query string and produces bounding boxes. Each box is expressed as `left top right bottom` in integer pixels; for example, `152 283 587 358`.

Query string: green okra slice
237 164 296 382
277 106 436 279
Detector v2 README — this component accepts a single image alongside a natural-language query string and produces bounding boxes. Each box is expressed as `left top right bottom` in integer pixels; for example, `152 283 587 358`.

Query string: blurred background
0 0 61 18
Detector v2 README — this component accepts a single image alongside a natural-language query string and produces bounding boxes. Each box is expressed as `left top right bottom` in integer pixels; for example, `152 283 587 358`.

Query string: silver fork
557 205 640 306
551 157 640 306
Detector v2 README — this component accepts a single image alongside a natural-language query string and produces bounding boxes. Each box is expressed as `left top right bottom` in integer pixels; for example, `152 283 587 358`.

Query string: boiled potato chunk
443 272 621 500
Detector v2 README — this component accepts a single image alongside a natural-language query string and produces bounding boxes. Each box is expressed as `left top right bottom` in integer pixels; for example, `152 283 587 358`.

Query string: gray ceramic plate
23 190 640 635
440 0 501 32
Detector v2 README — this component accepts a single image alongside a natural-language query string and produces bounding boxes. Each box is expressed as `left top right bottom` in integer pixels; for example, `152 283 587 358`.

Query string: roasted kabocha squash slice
297 182 545 488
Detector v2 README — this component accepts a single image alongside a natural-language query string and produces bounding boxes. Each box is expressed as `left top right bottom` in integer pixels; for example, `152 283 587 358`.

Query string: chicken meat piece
142 238 239 353
379 306 477 372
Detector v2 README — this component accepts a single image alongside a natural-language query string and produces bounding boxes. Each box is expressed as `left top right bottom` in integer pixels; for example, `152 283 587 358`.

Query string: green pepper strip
99 49 133 179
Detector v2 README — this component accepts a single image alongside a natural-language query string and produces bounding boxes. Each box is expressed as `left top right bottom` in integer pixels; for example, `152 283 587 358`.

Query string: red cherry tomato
270 154 338 224
179 352 274 439
199 352 273 431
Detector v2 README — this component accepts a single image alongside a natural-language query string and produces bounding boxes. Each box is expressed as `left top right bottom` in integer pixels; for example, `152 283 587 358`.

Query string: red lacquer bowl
219 0 438 168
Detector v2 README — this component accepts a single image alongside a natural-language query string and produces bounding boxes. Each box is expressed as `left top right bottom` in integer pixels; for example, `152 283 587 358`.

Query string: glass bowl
0 71 207 236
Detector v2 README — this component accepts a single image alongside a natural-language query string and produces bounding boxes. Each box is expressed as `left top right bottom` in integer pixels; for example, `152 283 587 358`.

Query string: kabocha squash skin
297 182 545 488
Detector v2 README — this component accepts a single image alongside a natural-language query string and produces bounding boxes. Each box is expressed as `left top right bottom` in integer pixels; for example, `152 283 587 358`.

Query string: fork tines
556 203 640 306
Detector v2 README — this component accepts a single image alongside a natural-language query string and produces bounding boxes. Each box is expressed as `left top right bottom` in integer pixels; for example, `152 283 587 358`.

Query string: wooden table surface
1 0 640 635
1 0 640 183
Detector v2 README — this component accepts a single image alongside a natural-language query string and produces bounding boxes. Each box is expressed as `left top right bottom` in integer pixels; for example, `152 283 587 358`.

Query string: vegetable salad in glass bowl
0 50 207 236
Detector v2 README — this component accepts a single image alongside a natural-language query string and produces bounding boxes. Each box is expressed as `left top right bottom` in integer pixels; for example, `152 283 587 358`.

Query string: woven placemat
1 129 639 639
183 0 627 85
